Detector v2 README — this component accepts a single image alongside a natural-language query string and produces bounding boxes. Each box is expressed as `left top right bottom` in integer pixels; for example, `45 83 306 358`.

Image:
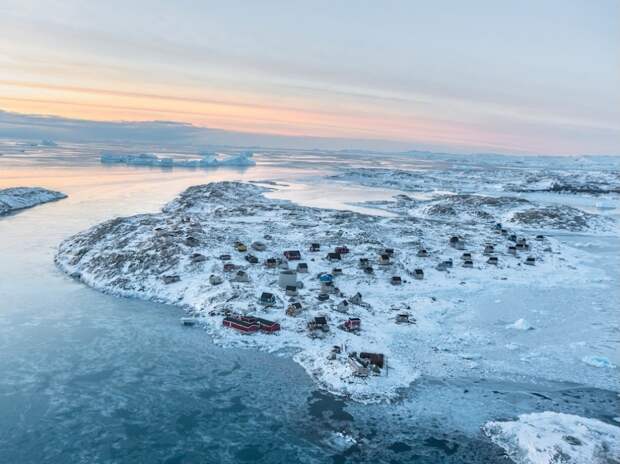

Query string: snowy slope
0 187 67 216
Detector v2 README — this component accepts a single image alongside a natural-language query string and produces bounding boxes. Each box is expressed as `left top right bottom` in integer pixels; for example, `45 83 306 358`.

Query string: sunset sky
1 0 618 154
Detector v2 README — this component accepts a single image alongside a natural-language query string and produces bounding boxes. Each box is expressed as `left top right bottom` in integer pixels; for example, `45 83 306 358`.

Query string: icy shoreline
0 187 67 216
54 180 618 402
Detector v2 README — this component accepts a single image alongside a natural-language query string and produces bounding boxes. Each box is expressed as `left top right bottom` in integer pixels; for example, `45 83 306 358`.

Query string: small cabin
343 317 361 332
286 302 303 316
286 285 298 297
235 242 247 252
335 246 350 255
191 253 207 263
487 256 499 265
462 259 474 268
185 236 200 247
525 256 536 266
259 292 276 306
309 243 321 252
284 250 301 261
162 275 180 284
321 281 336 294
209 274 223 285
508 234 517 242
359 258 370 269
516 237 527 245
363 266 374 274
390 276 402 285
378 254 391 265
500 228 508 235
297 262 309 273
265 258 278 268
461 252 472 261
245 254 259 264
219 254 232 261
233 270 250 282
417 249 429 258
332 268 343 276
180 317 197 327
308 316 329 332
449 236 465 249
336 299 350 312
251 241 266 251
508 245 517 255
326 252 341 261
349 292 363 305
414 269 424 280
383 248 395 256
535 235 545 241
483 245 495 255
359 352 385 370
494 223 502 230
223 316 259 333
317 293 330 301
395 313 410 324
223 263 236 272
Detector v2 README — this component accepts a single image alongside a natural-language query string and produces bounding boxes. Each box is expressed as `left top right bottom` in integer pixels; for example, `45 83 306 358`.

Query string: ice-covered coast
55 179 618 402
0 187 67 216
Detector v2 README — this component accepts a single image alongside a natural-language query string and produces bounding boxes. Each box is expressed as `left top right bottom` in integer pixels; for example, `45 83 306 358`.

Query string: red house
223 316 259 333
335 246 350 255
343 317 361 332
283 250 301 260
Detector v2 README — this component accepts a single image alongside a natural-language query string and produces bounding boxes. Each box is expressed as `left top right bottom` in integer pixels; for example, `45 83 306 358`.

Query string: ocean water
1 153 618 463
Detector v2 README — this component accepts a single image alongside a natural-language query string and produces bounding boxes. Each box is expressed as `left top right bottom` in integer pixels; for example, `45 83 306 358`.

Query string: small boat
180 317 198 327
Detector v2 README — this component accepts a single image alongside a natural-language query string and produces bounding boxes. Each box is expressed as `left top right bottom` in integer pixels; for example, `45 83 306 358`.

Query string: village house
235 242 247 252
463 259 474 268
251 241 266 251
349 292 364 305
342 317 361 332
508 245 517 255
209 274 223 285
321 281 337 294
286 302 303 316
382 248 395 256
494 223 503 231
309 243 321 252
535 235 545 241
284 250 301 261
296 262 308 273
525 256 536 266
414 269 424 280
245 254 259 264
390 276 402 285
358 258 370 269
223 262 236 272
359 352 385 372
330 267 342 276
319 273 333 283
461 252 472 261
180 317 197 327
259 292 276 306
286 285 298 297
500 228 509 235
508 234 518 242
487 256 499 265
222 316 259 333
278 259 289 270
253 317 281 333
162 274 180 285
184 236 200 247
335 246 350 255
326 252 342 262
378 254 391 265
348 354 369 377
363 266 374 274
232 270 250 282
219 254 232 261
191 253 207 263
336 299 350 312
308 316 329 332
449 236 465 249
265 257 278 268
317 293 330 301
417 249 429 257
436 259 453 271
483 245 495 255
395 312 412 324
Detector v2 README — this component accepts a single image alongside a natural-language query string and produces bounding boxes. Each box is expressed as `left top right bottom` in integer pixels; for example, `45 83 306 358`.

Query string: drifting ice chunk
506 318 534 330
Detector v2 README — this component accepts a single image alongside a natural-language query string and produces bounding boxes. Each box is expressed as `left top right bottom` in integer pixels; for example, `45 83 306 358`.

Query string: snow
483 412 620 464
100 150 256 168
54 177 618 402
0 187 67 216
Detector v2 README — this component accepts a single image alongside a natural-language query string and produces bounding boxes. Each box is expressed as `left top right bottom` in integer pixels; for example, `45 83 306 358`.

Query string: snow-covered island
55 181 616 402
0 187 67 216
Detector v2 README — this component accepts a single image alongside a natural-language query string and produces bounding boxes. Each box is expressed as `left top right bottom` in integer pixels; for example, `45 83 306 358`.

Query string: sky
0 0 618 154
